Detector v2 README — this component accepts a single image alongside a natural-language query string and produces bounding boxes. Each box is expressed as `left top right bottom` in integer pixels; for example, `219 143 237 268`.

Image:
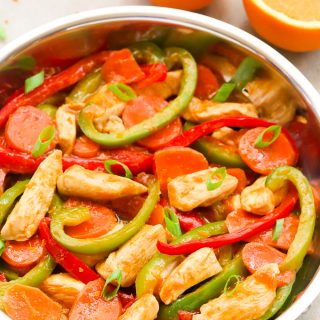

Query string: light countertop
0 0 319 319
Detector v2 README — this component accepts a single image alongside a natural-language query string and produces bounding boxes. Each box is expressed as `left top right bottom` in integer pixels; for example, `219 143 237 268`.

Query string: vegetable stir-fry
0 37 315 320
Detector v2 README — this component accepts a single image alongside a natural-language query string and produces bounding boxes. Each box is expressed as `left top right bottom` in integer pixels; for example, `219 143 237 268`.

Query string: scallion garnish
104 160 133 179
102 268 122 301
254 125 282 148
272 218 284 241
31 125 55 158
164 207 182 238
0 26 6 41
231 57 261 90
207 167 227 191
224 274 242 297
108 83 136 102
213 83 236 102
25 70 44 94
0 239 5 256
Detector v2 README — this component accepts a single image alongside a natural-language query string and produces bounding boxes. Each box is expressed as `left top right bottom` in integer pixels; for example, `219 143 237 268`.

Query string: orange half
243 0 320 51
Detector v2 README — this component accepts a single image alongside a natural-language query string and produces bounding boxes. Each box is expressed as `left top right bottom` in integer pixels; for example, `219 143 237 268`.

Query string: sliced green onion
25 70 44 94
164 207 182 238
102 268 122 301
207 167 227 191
108 83 136 102
224 274 242 297
272 218 284 241
0 240 5 256
254 125 282 148
213 83 236 102
231 57 261 89
104 160 133 179
0 26 6 41
31 125 55 158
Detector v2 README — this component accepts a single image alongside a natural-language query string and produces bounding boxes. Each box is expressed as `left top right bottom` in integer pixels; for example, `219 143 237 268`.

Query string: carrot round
154 147 209 191
2 235 45 269
122 95 182 150
194 64 219 100
226 168 248 193
72 135 100 158
3 284 62 320
69 278 122 320
111 195 165 225
238 127 297 175
5 106 56 154
242 242 296 287
64 199 118 239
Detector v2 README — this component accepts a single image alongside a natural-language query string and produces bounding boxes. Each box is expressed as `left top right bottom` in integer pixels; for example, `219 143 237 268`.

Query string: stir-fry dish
0 39 316 320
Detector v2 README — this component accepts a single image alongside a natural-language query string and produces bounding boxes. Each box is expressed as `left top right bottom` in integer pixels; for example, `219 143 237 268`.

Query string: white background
0 0 319 319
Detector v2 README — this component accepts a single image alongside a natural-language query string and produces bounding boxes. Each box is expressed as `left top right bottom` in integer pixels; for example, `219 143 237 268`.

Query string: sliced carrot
154 147 209 191
69 278 122 320
122 95 182 150
72 135 100 158
5 106 56 154
3 284 62 320
226 210 298 251
194 64 219 100
238 127 297 175
110 195 165 225
242 242 296 287
101 48 145 84
2 235 45 269
226 168 248 193
64 199 117 239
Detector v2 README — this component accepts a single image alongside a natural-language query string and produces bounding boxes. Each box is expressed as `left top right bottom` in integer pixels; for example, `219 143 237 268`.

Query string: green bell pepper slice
257 281 294 320
0 254 56 309
37 104 58 118
51 180 160 254
136 221 226 297
130 41 165 64
78 47 197 147
157 254 247 320
67 70 103 103
266 166 316 271
0 179 29 226
184 121 247 168
0 262 19 281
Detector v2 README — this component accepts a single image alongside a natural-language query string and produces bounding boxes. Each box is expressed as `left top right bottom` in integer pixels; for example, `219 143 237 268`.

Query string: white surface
0 0 319 319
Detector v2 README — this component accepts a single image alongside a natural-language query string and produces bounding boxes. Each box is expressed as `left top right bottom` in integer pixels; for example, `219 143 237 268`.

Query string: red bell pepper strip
157 189 298 255
164 116 298 162
176 212 206 232
0 143 153 175
38 217 100 284
0 51 110 129
135 63 167 88
178 310 197 320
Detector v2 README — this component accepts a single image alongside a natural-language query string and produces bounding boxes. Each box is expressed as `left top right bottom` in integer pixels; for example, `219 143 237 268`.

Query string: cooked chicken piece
119 294 159 320
135 70 182 99
96 224 166 287
168 168 238 212
102 115 125 133
182 97 257 123
211 127 238 146
57 165 147 201
1 150 62 241
56 104 83 154
41 273 85 307
246 73 296 125
193 264 279 320
160 248 222 305
240 177 288 215
222 194 242 213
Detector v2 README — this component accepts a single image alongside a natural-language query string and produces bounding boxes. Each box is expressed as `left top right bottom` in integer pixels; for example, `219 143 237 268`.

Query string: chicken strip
119 294 159 320
1 150 62 241
193 264 279 320
159 248 222 305
96 224 166 287
168 168 238 211
57 165 147 201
